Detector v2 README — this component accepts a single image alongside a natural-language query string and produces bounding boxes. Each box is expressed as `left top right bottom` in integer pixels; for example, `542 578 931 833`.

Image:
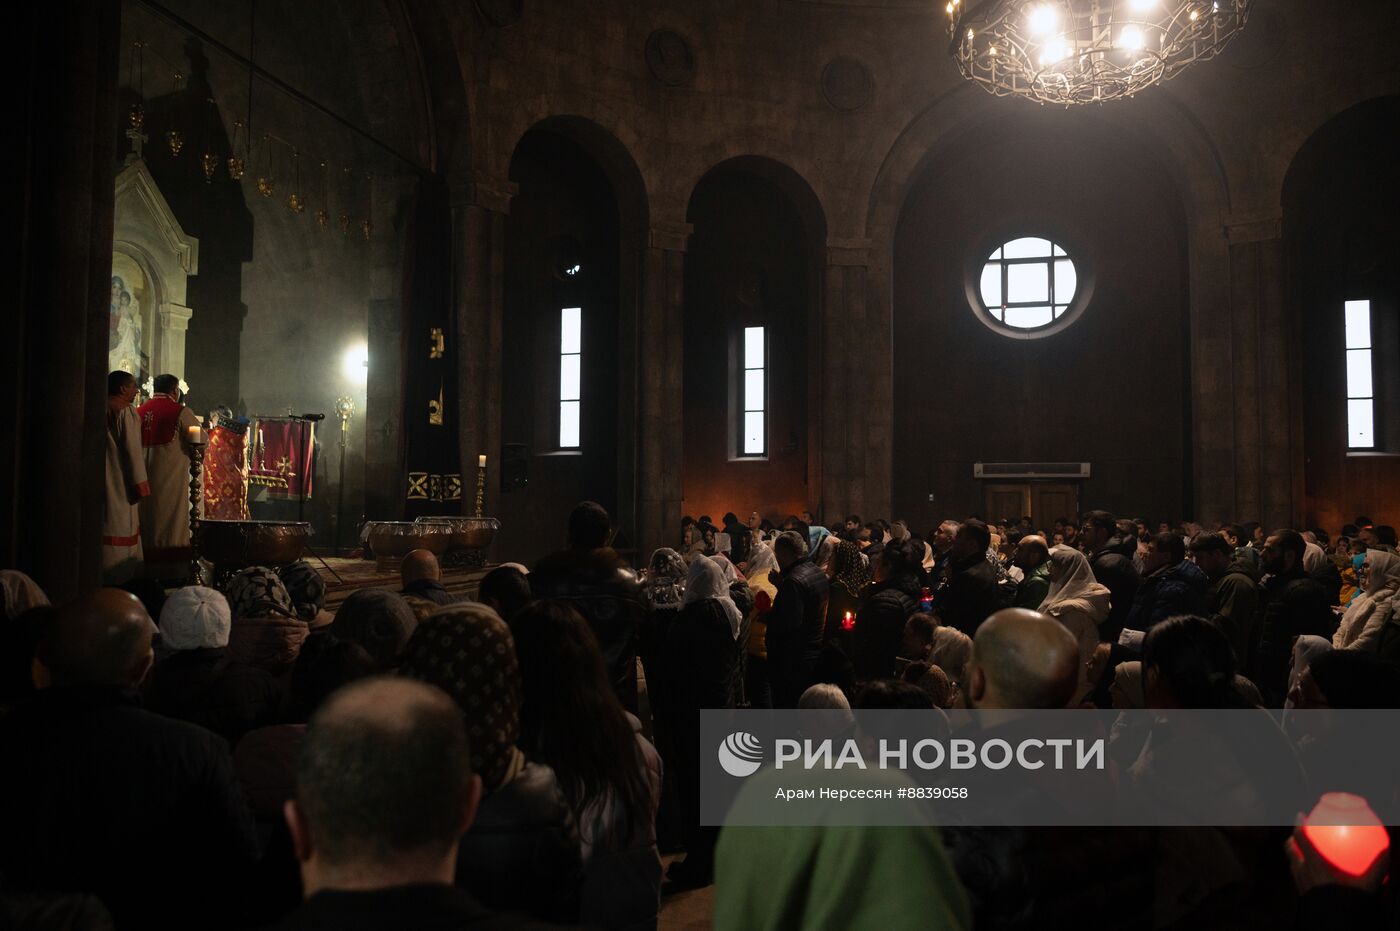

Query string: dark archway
496 128 626 563
682 158 827 525
1285 95 1400 530
892 107 1190 529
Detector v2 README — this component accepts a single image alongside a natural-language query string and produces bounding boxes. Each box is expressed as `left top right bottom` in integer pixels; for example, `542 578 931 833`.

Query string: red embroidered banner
249 419 315 500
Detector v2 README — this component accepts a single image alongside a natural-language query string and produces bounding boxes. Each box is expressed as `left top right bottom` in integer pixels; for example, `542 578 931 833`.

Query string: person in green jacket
1188 531 1260 667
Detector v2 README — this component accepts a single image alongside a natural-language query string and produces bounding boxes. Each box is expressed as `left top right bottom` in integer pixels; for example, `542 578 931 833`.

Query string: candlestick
187 432 207 582
474 454 486 519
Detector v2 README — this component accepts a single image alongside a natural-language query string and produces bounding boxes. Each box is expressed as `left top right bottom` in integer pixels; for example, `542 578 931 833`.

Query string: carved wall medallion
645 30 694 87
821 56 874 111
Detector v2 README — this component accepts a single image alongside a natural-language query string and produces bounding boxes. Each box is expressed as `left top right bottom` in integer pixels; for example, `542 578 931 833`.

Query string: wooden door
1030 483 1079 527
984 484 1031 523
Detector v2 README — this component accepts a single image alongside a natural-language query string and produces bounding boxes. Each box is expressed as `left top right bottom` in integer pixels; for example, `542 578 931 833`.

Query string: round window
977 236 1079 331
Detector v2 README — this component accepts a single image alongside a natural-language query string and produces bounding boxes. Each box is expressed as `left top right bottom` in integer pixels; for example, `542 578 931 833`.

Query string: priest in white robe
104 371 149 583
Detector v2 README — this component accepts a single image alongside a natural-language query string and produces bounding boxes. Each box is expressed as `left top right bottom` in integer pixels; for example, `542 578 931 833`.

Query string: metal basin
365 521 450 561
414 516 499 551
197 519 313 571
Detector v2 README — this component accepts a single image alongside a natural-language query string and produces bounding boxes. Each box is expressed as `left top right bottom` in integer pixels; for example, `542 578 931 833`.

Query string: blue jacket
1124 558 1208 632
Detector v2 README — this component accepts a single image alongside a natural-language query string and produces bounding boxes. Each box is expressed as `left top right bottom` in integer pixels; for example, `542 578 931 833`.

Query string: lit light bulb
1038 36 1069 66
1189 9 1199 20
1027 4 1058 35
946 1 953 13
988 45 998 55
1120 25 1144 50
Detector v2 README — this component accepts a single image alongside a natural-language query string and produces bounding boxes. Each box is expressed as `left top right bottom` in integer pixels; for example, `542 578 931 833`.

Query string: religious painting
108 273 144 380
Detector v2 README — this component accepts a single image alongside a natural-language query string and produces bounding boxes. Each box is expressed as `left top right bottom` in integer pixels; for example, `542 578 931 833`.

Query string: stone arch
686 155 828 251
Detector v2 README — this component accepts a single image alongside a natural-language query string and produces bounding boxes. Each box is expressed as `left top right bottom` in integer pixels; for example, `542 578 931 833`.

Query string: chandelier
946 0 1251 105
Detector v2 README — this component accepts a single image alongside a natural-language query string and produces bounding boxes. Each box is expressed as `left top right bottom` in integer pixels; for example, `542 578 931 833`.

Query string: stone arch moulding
684 155 830 250
501 114 651 233
113 158 199 385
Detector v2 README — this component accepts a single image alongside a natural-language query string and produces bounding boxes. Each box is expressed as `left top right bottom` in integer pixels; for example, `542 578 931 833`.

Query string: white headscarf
1333 549 1400 649
684 555 744 639
1038 544 1111 622
1303 541 1329 574
746 542 779 578
1 571 49 620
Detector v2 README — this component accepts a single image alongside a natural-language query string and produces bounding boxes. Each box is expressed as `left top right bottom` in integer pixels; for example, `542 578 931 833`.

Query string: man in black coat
1255 529 1335 705
935 519 1001 636
273 676 560 931
765 530 830 708
850 539 924 680
531 501 645 713
0 589 259 929
1078 510 1140 642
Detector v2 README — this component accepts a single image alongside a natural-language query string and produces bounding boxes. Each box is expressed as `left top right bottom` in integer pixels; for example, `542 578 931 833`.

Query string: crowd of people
2 501 1399 929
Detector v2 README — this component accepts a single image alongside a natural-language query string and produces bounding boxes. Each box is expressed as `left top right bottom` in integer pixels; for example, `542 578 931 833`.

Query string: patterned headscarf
644 548 687 608
399 604 525 792
224 567 296 621
330 589 419 669
829 541 871 598
278 560 326 621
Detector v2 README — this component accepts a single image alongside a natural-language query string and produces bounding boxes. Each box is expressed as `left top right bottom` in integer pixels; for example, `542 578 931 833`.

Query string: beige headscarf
1110 660 1145 709
928 627 973 686
1333 549 1400 650
746 542 778 578
1038 544 1111 623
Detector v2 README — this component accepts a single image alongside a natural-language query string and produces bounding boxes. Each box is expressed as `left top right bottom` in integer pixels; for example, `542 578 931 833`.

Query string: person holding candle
137 374 202 579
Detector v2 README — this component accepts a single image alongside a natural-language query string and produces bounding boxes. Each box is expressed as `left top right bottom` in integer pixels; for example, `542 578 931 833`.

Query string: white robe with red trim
138 395 200 576
103 402 149 584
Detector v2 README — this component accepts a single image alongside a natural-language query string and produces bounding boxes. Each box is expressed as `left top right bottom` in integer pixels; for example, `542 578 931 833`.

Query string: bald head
968 608 1079 709
37 589 154 688
1014 535 1050 571
400 550 441 586
295 677 475 870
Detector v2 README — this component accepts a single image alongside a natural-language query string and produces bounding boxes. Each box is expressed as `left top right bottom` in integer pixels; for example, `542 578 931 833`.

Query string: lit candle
478 454 487 468
842 611 855 631
1300 792 1389 878
185 424 205 445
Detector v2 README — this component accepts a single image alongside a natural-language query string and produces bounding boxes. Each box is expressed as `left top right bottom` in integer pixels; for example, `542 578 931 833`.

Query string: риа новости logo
718 732 764 777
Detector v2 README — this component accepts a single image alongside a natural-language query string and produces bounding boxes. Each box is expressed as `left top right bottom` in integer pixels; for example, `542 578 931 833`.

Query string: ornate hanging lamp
947 0 1251 105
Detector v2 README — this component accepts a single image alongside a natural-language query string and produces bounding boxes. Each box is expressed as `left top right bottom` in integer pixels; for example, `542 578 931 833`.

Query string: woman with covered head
824 540 870 644
511 599 663 929
328 588 418 670
1037 544 1110 704
743 541 780 709
398 602 581 922
667 555 747 888
277 560 330 627
222 566 309 676
145 585 278 743
1332 549 1400 650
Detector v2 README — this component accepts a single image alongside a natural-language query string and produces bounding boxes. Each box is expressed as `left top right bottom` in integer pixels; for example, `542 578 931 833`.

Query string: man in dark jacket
850 539 924 680
1122 532 1208 636
1078 510 1140 642
0 589 259 929
1255 529 1335 705
399 549 464 608
935 519 1001 636
766 530 830 708
1012 535 1052 610
1187 531 1260 667
274 676 559 931
531 501 645 713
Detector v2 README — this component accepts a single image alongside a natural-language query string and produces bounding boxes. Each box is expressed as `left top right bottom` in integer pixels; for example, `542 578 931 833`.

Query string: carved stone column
451 177 517 521
821 238 890 524
634 221 691 559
